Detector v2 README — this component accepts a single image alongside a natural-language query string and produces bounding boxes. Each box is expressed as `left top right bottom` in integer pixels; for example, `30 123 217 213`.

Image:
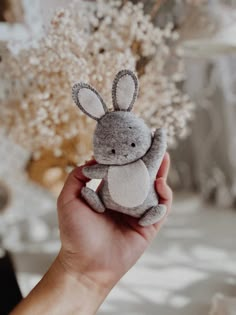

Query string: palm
59 196 153 279
57 153 171 285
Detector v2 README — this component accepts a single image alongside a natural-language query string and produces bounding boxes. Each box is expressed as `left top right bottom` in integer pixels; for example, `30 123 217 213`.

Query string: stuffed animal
72 70 167 226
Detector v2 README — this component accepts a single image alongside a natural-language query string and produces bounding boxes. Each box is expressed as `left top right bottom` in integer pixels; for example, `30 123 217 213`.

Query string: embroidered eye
129 127 132 129
131 143 136 147
111 149 116 154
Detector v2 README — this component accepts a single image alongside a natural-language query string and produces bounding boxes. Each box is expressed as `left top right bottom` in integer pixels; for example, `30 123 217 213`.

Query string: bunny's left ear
112 69 139 111
72 83 108 121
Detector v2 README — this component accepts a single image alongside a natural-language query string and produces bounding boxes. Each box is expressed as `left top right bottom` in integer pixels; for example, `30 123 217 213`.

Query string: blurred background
0 0 236 314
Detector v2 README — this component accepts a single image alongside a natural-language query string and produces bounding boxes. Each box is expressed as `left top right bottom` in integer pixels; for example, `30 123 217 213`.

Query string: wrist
11 253 112 315
57 247 118 293
50 254 111 315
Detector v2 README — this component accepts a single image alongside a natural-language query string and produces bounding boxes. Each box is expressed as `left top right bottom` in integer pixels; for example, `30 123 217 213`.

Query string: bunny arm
82 164 109 179
142 128 167 173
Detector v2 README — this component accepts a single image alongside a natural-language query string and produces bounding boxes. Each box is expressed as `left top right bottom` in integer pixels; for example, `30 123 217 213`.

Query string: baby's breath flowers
0 0 194 166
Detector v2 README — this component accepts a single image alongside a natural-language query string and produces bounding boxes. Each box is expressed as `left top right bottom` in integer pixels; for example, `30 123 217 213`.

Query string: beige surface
13 193 236 314
98 194 236 315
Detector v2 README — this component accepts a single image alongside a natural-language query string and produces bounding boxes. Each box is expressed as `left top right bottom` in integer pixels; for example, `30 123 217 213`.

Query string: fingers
57 160 96 209
124 156 173 240
152 153 172 232
152 178 173 232
123 177 173 241
157 152 170 180
155 178 173 213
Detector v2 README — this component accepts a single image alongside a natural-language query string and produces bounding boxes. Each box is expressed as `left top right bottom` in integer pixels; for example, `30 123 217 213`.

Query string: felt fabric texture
81 187 105 213
108 160 150 208
83 164 108 179
73 69 168 226
96 128 167 220
142 128 167 174
72 83 108 120
93 111 152 165
112 69 138 111
138 204 167 227
98 173 159 218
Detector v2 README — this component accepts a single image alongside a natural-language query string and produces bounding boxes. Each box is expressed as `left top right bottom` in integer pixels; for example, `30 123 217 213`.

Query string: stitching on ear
72 83 108 120
112 69 139 112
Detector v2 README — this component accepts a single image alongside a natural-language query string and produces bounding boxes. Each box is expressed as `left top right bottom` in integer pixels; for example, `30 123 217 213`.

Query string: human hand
11 153 172 315
56 152 172 293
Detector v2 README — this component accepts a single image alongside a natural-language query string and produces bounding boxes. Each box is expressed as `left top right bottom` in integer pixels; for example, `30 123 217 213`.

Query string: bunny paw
138 204 167 227
81 187 106 213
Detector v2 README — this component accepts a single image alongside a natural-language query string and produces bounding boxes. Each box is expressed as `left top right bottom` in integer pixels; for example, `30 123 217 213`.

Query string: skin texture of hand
11 153 172 315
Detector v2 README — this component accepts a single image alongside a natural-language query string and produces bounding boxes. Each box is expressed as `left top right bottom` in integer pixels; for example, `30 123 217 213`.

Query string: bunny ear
72 83 108 120
112 69 139 111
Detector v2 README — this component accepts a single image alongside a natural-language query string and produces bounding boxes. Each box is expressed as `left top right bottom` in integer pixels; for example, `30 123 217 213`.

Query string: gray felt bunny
72 69 167 226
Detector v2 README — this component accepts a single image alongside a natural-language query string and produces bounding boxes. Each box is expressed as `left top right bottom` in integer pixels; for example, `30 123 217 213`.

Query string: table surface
98 194 236 315
12 193 236 315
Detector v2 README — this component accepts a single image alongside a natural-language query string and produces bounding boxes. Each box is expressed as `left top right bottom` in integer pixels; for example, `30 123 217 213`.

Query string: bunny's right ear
72 83 108 120
112 69 139 112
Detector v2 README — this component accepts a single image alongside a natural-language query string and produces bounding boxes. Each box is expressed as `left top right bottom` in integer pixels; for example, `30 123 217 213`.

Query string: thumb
57 160 95 209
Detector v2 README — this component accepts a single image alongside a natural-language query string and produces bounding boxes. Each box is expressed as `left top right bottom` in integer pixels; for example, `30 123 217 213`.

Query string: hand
11 153 172 315
57 152 172 291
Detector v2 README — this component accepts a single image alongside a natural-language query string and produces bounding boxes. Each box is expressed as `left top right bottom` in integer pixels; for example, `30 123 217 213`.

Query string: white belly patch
108 160 150 208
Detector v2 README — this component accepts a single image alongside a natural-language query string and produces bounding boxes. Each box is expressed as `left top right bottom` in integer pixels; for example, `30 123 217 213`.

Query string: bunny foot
138 204 167 227
81 187 106 213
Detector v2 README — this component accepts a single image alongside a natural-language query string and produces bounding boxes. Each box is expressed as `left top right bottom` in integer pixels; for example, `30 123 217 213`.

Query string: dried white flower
0 0 195 166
